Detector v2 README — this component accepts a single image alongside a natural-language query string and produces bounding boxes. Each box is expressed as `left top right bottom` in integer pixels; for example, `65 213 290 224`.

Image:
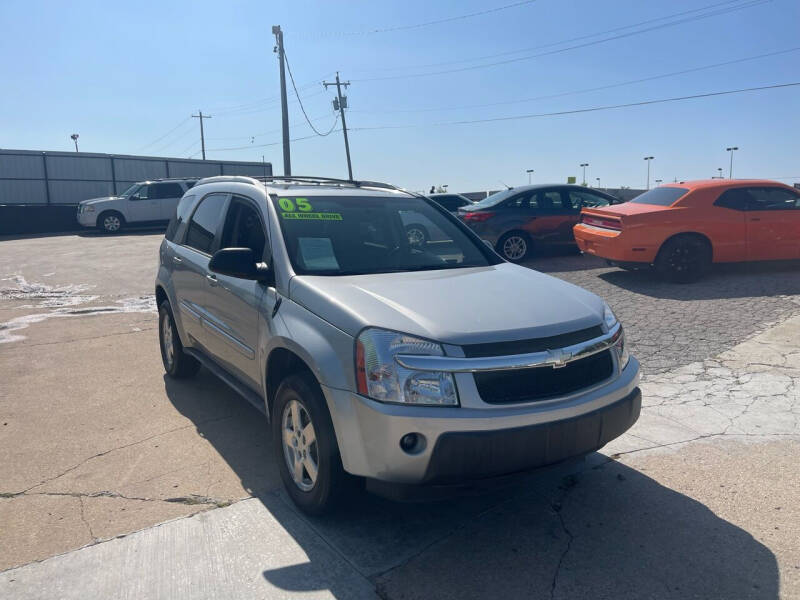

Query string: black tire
98 211 125 234
158 300 200 378
655 235 712 283
405 223 429 247
272 373 348 515
497 231 531 263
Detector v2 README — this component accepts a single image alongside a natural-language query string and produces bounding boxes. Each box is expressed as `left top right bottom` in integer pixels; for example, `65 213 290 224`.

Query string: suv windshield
272 194 498 276
629 187 689 206
119 183 140 197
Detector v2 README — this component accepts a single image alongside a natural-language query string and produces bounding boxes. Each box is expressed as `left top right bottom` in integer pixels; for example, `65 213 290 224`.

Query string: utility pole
324 72 353 180
643 156 654 189
726 146 738 179
192 111 212 160
272 26 291 175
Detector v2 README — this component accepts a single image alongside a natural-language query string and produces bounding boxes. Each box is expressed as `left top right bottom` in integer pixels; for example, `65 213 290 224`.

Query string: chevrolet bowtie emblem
549 348 572 369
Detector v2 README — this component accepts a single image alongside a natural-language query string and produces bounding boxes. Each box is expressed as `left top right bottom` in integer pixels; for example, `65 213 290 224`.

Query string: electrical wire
208 131 341 152
135 117 192 153
352 46 800 114
283 50 340 136
348 81 800 131
350 0 749 74
351 0 770 82
307 0 540 37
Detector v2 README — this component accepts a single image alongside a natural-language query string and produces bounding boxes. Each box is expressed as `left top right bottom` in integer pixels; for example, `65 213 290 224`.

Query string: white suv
77 178 197 233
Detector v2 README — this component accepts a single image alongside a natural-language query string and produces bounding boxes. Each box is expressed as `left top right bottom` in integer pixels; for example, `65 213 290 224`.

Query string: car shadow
599 260 800 300
523 246 609 273
163 371 779 599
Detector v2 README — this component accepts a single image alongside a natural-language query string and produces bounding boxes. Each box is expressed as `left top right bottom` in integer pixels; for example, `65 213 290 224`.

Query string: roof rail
251 175 402 192
195 175 259 186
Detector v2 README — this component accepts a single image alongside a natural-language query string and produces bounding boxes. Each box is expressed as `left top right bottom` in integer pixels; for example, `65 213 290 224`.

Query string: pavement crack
77 496 97 543
547 475 577 600
19 414 236 495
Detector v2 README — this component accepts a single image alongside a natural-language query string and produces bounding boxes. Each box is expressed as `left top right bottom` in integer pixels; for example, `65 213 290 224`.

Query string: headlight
602 302 618 330
603 302 629 370
355 328 458 406
85 205 95 212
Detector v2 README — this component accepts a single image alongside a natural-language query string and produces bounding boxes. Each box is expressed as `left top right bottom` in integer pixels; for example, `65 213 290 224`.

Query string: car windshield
119 184 140 197
468 188 517 209
271 194 499 276
629 187 690 206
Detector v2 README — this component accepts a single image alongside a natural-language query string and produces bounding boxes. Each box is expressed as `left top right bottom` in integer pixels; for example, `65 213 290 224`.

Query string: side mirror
209 248 272 282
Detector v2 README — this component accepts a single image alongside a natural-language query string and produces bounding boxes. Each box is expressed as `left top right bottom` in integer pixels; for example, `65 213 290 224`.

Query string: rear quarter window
165 194 195 242
629 187 690 206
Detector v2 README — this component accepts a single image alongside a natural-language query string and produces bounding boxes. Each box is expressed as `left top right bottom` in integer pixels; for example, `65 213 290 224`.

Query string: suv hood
80 196 121 205
289 263 605 346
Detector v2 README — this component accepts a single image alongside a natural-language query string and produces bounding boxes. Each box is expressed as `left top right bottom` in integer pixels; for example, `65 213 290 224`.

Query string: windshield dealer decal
279 197 342 221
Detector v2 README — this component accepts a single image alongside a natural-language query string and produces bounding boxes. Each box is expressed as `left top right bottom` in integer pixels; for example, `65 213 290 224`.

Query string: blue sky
1 0 798 191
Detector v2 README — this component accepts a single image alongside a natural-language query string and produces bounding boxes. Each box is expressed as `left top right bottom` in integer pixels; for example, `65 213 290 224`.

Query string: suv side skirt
184 347 267 416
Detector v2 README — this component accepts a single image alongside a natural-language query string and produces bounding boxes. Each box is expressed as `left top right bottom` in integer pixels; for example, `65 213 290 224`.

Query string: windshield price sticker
279 197 342 220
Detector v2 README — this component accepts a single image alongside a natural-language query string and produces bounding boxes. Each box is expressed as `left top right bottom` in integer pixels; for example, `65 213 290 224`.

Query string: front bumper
322 356 640 484
76 209 97 227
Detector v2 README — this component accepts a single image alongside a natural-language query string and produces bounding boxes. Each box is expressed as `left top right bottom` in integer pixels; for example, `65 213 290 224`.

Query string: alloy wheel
103 215 121 232
281 399 318 492
161 313 174 370
503 235 527 260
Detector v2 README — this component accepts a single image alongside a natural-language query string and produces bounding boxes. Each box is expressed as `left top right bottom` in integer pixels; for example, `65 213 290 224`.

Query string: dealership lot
1 232 799 599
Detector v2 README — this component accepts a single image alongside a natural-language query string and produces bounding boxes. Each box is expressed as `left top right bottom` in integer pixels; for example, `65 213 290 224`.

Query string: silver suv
78 178 197 233
155 175 640 514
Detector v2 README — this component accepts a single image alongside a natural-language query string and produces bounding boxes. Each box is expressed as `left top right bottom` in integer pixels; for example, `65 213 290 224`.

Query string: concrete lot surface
1 232 799 598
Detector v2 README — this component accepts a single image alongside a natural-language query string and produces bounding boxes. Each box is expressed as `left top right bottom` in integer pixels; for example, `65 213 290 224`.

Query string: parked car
77 178 198 233
573 179 800 283
458 184 620 262
403 193 475 246
156 175 640 514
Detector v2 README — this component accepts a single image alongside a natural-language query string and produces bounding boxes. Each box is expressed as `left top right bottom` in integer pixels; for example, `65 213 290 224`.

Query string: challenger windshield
272 195 499 276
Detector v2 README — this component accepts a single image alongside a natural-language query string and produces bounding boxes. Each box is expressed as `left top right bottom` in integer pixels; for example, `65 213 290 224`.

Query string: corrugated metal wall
0 149 273 205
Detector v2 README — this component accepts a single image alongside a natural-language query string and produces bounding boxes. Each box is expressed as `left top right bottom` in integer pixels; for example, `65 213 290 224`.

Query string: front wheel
497 232 531 262
98 211 125 234
272 373 348 515
655 236 712 283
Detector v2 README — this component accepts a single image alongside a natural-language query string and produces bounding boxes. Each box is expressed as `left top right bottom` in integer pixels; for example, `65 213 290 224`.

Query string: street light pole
596 177 600 188
643 156 654 189
726 146 738 179
70 133 79 152
526 169 534 185
580 163 589 185
716 167 723 179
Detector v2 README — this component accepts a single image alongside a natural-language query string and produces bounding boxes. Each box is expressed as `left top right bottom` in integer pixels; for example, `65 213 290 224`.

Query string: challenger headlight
355 328 458 406
603 302 629 371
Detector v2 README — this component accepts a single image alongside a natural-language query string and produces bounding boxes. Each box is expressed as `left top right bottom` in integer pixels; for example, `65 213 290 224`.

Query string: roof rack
251 175 402 192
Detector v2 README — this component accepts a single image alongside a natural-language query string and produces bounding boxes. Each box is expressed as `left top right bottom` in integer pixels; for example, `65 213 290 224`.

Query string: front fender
261 296 355 395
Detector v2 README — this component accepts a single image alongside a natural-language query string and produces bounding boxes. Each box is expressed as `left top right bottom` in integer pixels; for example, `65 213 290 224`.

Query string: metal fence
0 149 273 205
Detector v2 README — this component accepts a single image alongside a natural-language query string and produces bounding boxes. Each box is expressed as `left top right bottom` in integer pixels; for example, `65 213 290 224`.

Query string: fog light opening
399 432 426 455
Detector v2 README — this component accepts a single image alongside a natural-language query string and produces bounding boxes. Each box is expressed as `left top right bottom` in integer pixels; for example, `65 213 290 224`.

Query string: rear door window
184 194 228 254
537 190 567 211
570 190 611 208
150 182 184 200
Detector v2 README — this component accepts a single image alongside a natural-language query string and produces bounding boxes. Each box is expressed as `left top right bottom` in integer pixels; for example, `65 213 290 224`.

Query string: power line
353 46 800 115
351 0 770 82
284 49 340 136
308 0 540 36
208 131 339 152
351 0 749 74
348 81 800 131
135 117 192 153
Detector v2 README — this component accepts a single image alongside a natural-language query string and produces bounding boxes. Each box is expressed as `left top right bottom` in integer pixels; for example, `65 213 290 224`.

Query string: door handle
206 274 218 286
172 256 182 264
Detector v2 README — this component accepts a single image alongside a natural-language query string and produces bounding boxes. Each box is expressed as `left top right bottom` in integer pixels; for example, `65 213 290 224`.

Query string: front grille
462 326 603 358
474 350 614 405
